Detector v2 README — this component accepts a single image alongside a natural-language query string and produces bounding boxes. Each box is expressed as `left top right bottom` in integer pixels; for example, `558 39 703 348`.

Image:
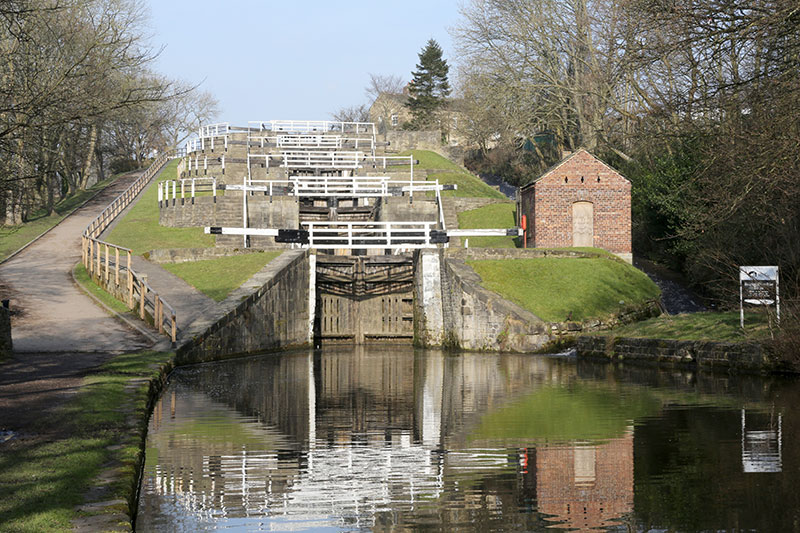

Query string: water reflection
137 347 798 532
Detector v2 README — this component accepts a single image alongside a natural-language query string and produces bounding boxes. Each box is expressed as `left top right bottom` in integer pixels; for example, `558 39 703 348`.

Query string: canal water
136 347 799 532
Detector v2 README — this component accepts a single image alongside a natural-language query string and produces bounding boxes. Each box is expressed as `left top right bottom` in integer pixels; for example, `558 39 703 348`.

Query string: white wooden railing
280 150 364 169
82 151 178 343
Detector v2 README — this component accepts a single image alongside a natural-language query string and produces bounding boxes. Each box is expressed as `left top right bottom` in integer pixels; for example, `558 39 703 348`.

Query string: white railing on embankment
81 151 178 344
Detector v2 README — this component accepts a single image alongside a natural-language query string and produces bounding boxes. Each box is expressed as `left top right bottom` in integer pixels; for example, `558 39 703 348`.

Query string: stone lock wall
175 250 310 365
159 195 298 247
414 250 550 351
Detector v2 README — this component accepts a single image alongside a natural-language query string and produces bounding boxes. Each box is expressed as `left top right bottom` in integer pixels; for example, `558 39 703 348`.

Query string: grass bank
162 251 282 301
0 172 124 262
468 255 660 322
600 310 774 342
73 263 130 314
457 203 519 248
397 150 506 199
0 349 173 532
107 159 214 254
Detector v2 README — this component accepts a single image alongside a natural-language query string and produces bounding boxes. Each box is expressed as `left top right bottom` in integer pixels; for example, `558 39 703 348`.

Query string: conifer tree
406 39 451 128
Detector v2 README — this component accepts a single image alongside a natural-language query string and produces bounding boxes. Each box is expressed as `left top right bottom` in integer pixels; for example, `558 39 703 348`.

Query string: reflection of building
742 409 782 473
536 432 634 532
139 350 635 530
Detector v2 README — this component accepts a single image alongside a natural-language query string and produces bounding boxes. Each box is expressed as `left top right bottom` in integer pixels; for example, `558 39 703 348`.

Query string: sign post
739 266 779 328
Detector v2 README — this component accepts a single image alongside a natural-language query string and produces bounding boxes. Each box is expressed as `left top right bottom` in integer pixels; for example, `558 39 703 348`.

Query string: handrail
81 150 178 344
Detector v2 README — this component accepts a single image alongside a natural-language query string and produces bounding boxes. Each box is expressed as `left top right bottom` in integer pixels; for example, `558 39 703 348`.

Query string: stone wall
147 247 282 264
439 255 550 352
175 250 310 365
384 130 440 153
575 336 779 373
376 197 438 223
159 195 298 247
0 304 11 361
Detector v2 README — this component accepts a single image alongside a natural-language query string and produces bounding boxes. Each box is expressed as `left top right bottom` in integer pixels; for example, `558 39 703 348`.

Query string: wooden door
572 201 594 247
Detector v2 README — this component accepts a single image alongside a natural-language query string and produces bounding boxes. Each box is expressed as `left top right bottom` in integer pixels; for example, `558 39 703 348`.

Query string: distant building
518 149 632 262
367 91 468 146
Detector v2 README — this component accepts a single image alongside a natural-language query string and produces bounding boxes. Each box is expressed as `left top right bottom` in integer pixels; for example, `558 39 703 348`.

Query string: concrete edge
70 262 160 345
0 171 141 266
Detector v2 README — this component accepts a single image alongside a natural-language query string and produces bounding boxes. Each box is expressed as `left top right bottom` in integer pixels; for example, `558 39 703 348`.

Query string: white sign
739 266 779 328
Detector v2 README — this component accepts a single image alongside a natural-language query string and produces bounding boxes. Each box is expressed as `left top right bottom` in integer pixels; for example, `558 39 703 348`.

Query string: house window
391 114 399 127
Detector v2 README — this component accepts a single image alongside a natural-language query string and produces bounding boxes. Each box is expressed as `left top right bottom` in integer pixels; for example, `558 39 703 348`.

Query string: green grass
394 150 506 199
107 159 215 254
397 149 463 171
602 311 774 342
457 202 519 247
0 350 173 532
0 173 124 262
73 263 130 314
429 171 507 199
467 256 661 322
161 252 282 301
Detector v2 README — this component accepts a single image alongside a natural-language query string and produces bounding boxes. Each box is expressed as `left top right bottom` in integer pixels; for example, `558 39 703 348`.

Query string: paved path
0 174 155 434
0 175 154 353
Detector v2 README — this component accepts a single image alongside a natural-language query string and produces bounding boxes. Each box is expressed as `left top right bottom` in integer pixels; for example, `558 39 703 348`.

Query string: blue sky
146 1 462 127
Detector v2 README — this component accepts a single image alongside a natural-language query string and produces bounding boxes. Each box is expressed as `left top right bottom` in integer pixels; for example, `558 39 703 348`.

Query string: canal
136 347 799 532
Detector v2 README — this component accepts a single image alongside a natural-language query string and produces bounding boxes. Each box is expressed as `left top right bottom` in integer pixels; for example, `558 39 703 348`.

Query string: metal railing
249 120 376 135
81 150 178 343
159 177 218 206
302 221 438 250
199 122 230 138
280 150 365 169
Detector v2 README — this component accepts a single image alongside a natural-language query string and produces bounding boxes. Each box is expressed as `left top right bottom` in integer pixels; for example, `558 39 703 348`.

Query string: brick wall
521 150 631 256
536 434 634 531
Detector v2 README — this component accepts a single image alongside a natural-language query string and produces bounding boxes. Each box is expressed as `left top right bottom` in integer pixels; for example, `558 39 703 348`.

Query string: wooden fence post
127 251 133 308
171 312 177 344
104 243 110 284
139 279 146 320
115 247 120 288
96 240 101 276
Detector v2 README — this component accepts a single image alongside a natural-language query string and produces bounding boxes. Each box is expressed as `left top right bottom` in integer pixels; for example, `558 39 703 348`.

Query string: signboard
739 266 779 328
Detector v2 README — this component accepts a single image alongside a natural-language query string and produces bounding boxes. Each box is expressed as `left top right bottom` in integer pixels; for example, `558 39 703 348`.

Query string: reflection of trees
142 350 799 531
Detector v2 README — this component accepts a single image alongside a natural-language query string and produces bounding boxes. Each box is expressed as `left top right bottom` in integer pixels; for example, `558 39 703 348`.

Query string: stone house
367 92 468 146
518 149 632 262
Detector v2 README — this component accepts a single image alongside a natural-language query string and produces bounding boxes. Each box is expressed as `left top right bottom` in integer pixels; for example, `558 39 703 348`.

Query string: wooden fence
81 151 178 343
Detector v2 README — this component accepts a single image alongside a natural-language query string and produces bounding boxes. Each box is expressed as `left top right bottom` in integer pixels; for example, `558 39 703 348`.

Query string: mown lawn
161 251 282 301
467 256 661 322
457 203 519 248
0 350 173 532
107 159 215 254
396 150 506 199
601 310 774 342
0 172 124 262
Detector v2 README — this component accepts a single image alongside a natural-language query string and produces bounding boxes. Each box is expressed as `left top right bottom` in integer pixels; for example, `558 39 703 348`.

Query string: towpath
0 173 154 436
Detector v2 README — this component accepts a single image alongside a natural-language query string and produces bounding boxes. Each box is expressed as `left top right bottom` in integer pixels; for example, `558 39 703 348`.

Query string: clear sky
146 1 462 127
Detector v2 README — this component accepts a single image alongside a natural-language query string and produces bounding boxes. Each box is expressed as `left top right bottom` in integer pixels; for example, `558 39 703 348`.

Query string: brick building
518 149 632 262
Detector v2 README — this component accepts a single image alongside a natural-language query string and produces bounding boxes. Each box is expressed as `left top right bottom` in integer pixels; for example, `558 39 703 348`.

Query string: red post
521 214 527 248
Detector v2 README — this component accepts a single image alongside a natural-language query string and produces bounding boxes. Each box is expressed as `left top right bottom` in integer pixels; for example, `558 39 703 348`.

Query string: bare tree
365 73 405 101
330 103 369 123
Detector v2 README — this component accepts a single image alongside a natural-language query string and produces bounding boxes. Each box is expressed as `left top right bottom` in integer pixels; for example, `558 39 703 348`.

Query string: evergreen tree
406 39 451 128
